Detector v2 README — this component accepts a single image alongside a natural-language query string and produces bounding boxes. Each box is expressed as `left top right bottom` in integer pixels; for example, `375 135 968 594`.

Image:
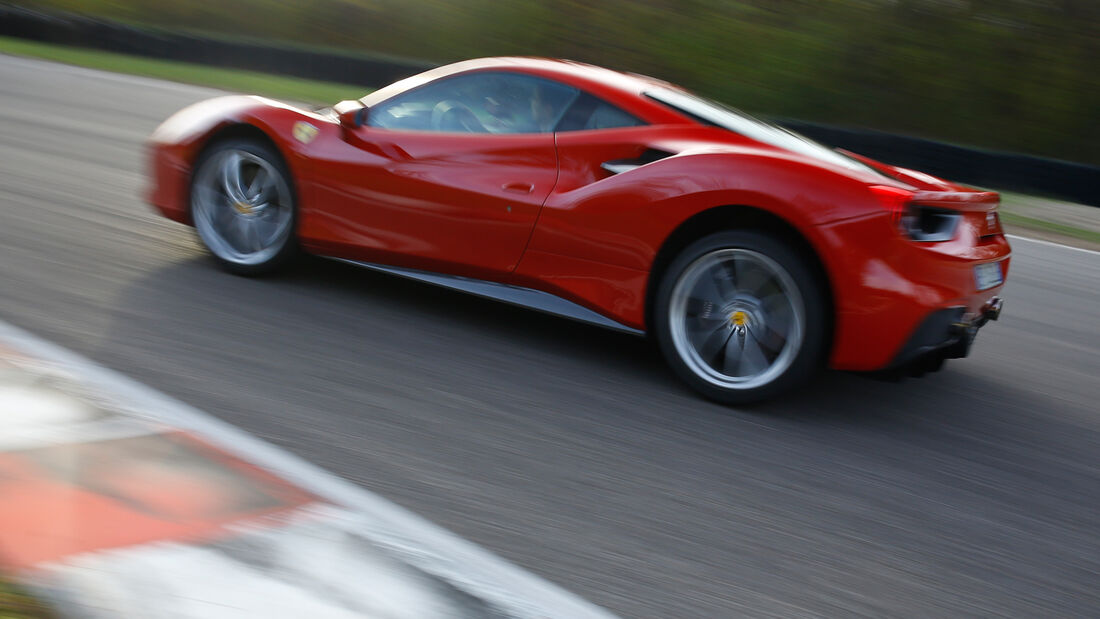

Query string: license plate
974 261 1004 291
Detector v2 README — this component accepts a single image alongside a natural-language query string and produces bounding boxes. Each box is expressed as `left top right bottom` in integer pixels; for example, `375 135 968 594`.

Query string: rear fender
523 151 880 330
531 150 874 272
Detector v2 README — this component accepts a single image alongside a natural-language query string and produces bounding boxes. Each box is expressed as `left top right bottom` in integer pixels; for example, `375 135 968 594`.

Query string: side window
556 93 646 132
369 72 577 134
586 103 645 130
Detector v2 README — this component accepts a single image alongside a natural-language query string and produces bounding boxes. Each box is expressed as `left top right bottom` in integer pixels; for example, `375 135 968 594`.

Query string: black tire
653 230 828 404
189 138 298 276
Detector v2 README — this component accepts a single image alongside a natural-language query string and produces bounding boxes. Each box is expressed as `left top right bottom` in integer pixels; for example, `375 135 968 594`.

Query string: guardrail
2 3 1096 206
0 4 433 88
781 121 1098 207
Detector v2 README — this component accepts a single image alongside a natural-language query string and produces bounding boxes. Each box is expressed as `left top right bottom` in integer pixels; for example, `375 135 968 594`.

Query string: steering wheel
430 100 487 133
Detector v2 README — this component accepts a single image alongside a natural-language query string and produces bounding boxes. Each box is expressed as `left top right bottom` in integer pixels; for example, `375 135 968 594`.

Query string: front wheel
190 139 298 275
653 230 828 404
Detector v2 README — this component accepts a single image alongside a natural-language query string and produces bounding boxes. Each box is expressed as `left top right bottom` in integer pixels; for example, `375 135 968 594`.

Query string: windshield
646 87 877 174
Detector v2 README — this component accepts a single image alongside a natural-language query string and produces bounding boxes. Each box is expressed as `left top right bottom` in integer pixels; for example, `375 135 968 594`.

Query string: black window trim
554 91 647 133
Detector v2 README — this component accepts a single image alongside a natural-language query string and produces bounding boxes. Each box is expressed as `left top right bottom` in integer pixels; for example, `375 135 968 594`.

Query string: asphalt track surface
2 55 1098 617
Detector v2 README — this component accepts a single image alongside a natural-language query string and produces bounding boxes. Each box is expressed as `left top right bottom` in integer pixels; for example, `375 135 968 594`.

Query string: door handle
502 182 535 194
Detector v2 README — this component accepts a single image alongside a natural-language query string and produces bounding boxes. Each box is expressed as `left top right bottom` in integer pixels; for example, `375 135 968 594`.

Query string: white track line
0 319 617 619
1006 234 1100 256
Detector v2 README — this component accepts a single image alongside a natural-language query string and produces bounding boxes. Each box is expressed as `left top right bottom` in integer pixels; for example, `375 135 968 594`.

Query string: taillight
870 185 912 229
901 206 961 242
980 210 1004 237
870 185 961 242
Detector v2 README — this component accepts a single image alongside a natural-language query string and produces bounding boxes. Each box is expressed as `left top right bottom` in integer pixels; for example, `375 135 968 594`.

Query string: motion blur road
2 55 1098 617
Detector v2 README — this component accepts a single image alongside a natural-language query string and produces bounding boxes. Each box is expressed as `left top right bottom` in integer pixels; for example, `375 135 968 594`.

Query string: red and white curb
0 320 617 618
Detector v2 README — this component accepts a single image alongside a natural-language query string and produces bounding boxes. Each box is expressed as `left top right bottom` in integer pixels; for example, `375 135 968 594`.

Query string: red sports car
147 57 1009 403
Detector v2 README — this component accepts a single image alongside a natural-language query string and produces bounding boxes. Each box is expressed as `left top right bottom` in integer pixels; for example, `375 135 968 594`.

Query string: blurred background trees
18 0 1099 164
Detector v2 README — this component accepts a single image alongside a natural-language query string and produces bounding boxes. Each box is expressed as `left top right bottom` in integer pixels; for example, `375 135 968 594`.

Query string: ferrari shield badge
292 121 319 144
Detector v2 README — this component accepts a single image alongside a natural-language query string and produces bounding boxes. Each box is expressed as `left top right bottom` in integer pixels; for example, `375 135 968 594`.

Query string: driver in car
482 84 559 133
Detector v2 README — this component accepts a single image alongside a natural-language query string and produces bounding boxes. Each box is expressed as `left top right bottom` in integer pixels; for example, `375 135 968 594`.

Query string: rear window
556 93 645 132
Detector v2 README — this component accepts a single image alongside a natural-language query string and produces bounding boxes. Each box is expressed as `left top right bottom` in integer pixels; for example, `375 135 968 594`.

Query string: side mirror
335 99 368 128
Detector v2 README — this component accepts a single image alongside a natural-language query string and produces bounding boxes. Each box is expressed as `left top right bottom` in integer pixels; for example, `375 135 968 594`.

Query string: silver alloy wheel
191 149 293 266
668 248 805 390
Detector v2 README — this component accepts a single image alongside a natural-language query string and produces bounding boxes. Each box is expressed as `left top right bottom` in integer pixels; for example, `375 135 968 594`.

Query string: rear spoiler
910 190 999 211
842 149 999 212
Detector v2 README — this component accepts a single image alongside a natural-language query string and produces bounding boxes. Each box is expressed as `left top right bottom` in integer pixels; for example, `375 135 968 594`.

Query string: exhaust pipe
947 297 1002 359
983 297 1003 322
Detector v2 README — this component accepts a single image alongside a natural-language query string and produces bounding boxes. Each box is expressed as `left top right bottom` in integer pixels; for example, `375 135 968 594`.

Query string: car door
307 72 578 276
523 93 664 267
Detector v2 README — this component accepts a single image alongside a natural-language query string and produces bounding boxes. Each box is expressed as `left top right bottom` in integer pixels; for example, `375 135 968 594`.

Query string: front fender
146 95 333 224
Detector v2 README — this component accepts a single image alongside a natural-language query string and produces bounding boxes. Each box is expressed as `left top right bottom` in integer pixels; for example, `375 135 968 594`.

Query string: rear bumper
886 296 1003 373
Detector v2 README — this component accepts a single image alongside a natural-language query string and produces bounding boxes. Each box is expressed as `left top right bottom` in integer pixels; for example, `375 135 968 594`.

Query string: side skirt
326 258 646 336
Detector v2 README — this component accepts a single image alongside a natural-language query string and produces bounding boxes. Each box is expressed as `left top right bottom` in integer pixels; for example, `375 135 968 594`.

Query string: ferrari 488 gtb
147 57 1010 403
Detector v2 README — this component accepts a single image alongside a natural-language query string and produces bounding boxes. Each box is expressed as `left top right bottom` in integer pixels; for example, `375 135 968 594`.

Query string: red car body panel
300 129 558 274
147 57 1010 373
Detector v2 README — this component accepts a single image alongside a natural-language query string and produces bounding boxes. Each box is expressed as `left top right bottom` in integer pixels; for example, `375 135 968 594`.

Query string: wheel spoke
246 219 266 251
690 319 726 342
694 325 733 365
196 183 229 227
762 294 793 336
253 216 280 246
214 201 235 229
691 274 726 307
735 257 771 296
722 336 743 375
228 216 249 251
250 167 279 206
738 335 771 376
711 261 737 299
749 325 784 360
246 167 268 200
685 296 723 321
221 152 247 202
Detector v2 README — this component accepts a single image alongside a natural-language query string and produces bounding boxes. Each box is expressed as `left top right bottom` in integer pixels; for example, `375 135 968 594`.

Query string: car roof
451 57 670 93
361 57 689 124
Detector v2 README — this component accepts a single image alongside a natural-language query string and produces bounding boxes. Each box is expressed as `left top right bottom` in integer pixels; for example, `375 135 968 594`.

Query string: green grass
0 578 54 619
0 36 368 104
999 212 1100 244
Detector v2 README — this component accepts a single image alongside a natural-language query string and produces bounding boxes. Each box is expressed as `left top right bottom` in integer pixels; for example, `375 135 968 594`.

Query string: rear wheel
190 139 298 275
654 230 827 404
